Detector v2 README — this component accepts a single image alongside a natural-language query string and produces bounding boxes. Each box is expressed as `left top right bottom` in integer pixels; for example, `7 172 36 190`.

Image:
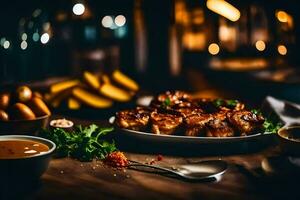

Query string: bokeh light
41 33 50 44
101 16 114 28
32 32 40 42
72 3 85 16
21 33 27 41
21 41 28 50
3 41 10 49
208 43 220 55
276 11 288 23
277 45 287 55
255 40 266 51
115 15 126 27
0 37 6 46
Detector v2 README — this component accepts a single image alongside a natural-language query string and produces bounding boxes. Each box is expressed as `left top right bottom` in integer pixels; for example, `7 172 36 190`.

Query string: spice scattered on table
157 154 163 161
146 154 164 165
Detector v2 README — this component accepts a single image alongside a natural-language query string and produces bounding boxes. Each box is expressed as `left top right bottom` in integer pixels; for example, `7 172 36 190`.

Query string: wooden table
31 148 298 200
2 116 300 200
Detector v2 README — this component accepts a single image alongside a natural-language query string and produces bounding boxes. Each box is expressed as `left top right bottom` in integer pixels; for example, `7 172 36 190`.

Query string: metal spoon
128 160 228 181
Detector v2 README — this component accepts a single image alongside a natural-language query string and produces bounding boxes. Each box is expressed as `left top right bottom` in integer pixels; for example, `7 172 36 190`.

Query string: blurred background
0 0 299 103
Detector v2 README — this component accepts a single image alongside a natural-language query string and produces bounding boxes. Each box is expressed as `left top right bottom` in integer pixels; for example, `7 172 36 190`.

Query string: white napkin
262 96 300 126
262 96 300 168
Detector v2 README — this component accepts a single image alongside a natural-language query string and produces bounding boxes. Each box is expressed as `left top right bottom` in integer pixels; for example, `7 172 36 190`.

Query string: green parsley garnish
251 109 282 134
41 124 117 161
162 97 171 108
213 99 224 107
263 118 282 134
226 99 238 107
213 99 238 107
251 109 262 115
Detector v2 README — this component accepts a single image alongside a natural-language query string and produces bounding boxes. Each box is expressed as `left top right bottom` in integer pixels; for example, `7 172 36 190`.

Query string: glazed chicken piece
233 102 245 111
184 113 214 136
185 127 206 137
150 111 183 135
116 108 150 131
192 99 219 113
206 119 235 137
150 91 191 109
176 107 203 118
157 91 191 102
227 110 264 135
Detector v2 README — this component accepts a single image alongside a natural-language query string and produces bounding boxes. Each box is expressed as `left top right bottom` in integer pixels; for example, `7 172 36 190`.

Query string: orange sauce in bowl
0 140 50 159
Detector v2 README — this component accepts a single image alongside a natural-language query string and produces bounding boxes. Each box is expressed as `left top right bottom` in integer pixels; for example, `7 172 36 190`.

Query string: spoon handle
128 161 183 177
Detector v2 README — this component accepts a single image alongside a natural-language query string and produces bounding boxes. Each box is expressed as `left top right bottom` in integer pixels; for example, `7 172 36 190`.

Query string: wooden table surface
34 148 298 200
2 115 300 200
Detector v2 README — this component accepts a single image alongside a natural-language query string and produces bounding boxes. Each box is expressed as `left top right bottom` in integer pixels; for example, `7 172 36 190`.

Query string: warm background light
255 40 266 51
275 10 294 28
276 11 288 23
278 45 287 55
115 15 126 27
206 0 240 22
208 43 220 55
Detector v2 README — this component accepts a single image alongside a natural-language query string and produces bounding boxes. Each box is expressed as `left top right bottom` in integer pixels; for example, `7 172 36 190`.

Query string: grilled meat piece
227 110 264 135
206 119 234 137
150 91 191 109
212 110 229 121
234 102 245 111
185 127 206 137
150 111 183 135
176 107 203 118
185 113 213 127
192 99 219 113
218 101 245 111
157 91 191 102
184 113 213 136
116 108 150 131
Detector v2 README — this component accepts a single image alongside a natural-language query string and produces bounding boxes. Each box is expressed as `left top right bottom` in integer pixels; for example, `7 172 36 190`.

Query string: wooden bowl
0 115 50 135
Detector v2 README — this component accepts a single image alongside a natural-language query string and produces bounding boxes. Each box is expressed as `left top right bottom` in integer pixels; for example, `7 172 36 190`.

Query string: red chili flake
157 154 163 161
150 160 155 165
104 151 128 168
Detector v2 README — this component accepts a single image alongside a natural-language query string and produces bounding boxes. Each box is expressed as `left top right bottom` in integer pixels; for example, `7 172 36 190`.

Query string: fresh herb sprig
213 99 238 108
251 109 282 134
41 124 117 161
162 97 171 108
262 118 283 134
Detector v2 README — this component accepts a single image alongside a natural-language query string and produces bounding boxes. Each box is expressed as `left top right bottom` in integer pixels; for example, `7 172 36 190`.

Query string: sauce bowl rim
278 126 300 143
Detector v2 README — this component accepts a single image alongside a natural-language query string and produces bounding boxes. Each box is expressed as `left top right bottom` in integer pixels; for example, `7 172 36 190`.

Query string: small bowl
0 115 50 135
0 135 56 182
49 118 74 132
278 126 300 156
